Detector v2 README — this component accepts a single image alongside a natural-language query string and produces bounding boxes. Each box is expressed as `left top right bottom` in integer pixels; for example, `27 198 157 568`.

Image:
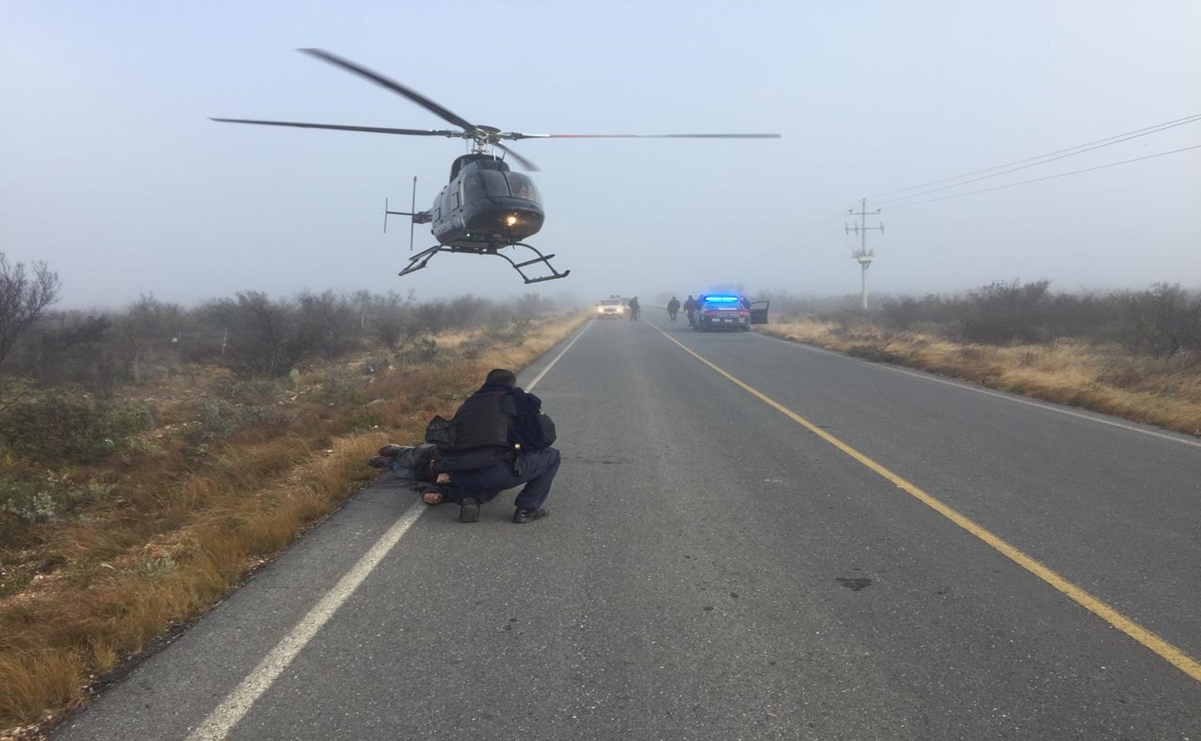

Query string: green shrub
0 470 110 527
319 366 367 404
183 397 289 448
220 377 287 405
398 337 438 364
0 395 154 465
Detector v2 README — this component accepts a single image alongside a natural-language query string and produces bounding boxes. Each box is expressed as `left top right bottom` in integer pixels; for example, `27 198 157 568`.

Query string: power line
888 142 1201 209
868 112 1201 203
799 207 856 237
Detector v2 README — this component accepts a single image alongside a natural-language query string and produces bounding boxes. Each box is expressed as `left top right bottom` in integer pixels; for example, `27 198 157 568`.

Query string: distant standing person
667 296 681 321
683 295 697 327
627 297 641 321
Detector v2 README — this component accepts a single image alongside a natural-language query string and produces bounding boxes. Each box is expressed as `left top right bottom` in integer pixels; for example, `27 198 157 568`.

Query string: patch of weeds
0 564 34 598
221 378 287 405
0 395 155 465
958 346 987 363
126 436 167 456
487 320 530 346
119 555 178 578
398 337 437 364
1017 349 1042 367
319 366 367 405
0 470 112 527
339 411 386 432
457 336 488 360
184 398 286 447
0 553 68 597
846 343 895 363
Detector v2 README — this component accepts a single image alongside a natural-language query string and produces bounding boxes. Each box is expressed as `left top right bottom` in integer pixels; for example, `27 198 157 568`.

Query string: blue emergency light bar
706 295 741 303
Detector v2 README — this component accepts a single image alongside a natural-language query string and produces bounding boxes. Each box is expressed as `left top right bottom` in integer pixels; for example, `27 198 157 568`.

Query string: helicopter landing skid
398 242 570 284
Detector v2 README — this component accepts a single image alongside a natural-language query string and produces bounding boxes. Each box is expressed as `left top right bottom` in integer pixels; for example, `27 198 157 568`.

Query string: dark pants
450 447 560 511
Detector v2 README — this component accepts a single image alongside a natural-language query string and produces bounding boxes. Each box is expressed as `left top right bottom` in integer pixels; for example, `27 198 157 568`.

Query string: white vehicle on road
595 298 626 319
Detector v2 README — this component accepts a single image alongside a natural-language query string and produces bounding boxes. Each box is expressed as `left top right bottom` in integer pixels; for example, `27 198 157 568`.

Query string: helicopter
213 49 780 284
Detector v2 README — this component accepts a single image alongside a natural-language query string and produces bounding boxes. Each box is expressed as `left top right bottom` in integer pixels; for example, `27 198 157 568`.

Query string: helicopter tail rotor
408 176 417 252
383 176 424 251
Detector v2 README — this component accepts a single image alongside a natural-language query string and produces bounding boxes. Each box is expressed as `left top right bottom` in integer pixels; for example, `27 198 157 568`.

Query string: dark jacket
440 382 550 471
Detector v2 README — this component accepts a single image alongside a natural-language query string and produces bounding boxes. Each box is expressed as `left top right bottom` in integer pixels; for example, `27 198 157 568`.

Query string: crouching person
439 368 560 524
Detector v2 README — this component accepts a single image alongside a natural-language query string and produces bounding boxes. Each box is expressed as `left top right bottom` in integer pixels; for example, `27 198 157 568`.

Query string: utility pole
846 198 884 310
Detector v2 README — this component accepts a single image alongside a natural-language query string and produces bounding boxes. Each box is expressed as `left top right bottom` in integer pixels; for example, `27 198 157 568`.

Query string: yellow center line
653 324 1201 683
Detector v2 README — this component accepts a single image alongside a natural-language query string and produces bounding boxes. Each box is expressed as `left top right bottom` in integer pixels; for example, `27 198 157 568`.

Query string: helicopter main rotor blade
505 133 782 139
496 143 539 172
210 118 464 138
298 48 476 133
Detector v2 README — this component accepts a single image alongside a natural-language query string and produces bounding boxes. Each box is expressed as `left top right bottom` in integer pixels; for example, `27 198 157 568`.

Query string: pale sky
2 0 1199 309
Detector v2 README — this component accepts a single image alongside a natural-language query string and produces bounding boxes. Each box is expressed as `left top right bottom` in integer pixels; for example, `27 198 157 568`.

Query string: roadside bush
487 318 531 346
961 279 1051 344
295 289 360 359
0 469 110 527
8 314 119 395
196 292 315 378
0 253 61 367
318 365 368 405
882 297 920 330
0 395 154 465
219 378 288 405
398 337 438 364
358 291 419 351
1121 283 1201 359
183 398 287 447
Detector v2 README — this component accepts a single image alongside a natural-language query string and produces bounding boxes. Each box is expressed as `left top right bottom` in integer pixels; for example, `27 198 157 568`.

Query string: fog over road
57 315 1201 740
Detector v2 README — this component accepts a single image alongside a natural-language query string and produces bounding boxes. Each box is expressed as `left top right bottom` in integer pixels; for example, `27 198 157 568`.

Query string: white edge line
526 319 592 391
187 319 592 740
185 505 425 741
754 331 1201 449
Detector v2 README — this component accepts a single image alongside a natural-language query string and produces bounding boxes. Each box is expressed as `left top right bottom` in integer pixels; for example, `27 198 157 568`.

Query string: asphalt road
55 314 1201 740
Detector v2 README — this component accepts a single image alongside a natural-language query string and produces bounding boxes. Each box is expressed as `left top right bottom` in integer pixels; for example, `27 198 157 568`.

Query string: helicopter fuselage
427 154 545 250
211 49 775 283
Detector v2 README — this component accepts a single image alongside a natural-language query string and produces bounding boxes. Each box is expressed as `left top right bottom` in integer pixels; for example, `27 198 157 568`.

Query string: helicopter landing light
505 215 518 226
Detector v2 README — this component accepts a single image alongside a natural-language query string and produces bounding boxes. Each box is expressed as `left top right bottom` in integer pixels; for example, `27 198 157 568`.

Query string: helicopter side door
432 182 465 242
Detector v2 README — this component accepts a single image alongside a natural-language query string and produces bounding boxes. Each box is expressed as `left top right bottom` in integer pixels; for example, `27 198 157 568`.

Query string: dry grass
0 312 587 736
758 319 1201 437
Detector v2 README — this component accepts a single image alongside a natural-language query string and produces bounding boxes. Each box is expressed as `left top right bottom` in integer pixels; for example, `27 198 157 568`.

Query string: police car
693 295 770 331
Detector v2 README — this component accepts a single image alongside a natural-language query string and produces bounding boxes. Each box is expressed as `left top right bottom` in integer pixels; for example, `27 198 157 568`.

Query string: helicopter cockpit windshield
480 171 510 198
462 173 485 200
462 170 543 204
506 173 541 204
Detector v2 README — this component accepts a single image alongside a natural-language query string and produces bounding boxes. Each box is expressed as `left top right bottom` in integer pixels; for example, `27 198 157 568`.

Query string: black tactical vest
451 390 512 450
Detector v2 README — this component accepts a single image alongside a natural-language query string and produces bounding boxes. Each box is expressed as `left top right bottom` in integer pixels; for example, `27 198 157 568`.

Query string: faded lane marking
653 323 1201 684
187 320 588 740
